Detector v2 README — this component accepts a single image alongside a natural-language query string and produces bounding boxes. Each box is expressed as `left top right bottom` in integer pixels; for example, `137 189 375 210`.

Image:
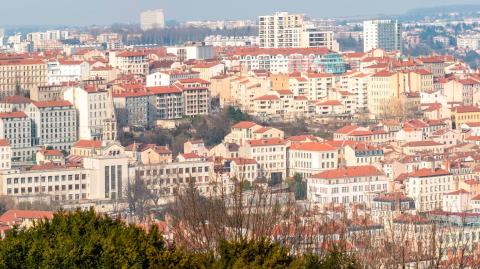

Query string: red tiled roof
232 121 257 129
464 122 480 127
373 70 396 77
147 86 182 94
248 138 285 147
317 100 342 106
311 166 383 179
403 140 442 147
290 142 336 152
445 189 470 195
294 95 308 101
179 152 201 159
458 79 480 85
253 127 272 134
33 100 73 108
0 139 9 146
176 78 211 84
335 125 358 134
113 91 151 98
0 210 53 224
73 140 102 149
409 168 450 177
453 105 480 113
276 89 293 95
39 149 63 156
117 51 146 57
254 95 280 101
0 95 32 104
0 111 27 119
393 213 429 224
0 59 45 66
192 61 221 68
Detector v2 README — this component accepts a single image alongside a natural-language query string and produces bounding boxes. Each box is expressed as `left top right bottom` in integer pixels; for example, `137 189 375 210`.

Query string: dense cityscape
1 2 480 268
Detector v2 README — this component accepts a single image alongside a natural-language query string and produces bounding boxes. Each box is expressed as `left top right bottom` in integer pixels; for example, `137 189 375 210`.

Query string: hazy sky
1 0 480 26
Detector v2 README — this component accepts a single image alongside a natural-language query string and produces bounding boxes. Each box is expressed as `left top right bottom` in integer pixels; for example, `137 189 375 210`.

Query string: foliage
119 106 253 152
289 174 307 201
0 209 362 268
141 27 258 46
302 249 361 269
213 239 296 269
0 209 165 269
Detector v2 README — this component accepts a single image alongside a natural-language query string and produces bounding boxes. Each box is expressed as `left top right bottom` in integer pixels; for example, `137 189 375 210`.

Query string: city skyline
1 0 479 26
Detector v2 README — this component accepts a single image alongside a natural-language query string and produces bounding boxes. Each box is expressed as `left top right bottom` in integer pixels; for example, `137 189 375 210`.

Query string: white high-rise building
140 9 165 31
0 28 4 47
258 12 338 50
363 19 402 52
259 12 304 48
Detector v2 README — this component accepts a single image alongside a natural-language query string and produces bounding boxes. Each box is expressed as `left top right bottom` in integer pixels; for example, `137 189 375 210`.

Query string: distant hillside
407 4 480 16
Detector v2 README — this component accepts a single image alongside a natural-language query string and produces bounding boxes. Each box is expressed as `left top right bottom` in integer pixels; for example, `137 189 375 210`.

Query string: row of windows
7 183 86 194
6 174 86 185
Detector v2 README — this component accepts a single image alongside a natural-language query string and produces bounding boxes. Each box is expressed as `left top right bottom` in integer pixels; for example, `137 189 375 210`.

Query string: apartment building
63 86 115 140
0 59 48 98
0 95 32 113
227 158 259 183
136 158 217 200
30 84 64 102
0 112 33 162
109 51 149 75
367 70 404 116
307 165 388 205
174 78 210 116
1 155 129 201
140 9 165 31
47 59 90 84
258 12 304 48
166 43 214 61
29 101 78 151
403 168 454 212
451 105 480 129
146 70 200 87
239 138 287 184
0 140 11 170
304 72 334 101
147 86 184 120
288 142 338 178
233 47 345 74
224 121 262 145
113 91 154 128
363 19 402 52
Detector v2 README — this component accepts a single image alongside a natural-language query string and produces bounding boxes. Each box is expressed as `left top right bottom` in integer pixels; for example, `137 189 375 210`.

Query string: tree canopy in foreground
0 209 360 269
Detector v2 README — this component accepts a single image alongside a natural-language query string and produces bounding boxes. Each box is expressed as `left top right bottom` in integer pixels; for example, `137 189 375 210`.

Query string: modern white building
363 20 402 52
47 59 90 85
288 142 338 178
307 165 388 206
258 12 338 50
457 35 480 50
0 155 130 201
146 70 199 87
404 168 454 212
258 12 304 48
140 9 165 31
166 43 214 61
0 111 33 162
63 86 116 141
108 51 149 75
28 100 78 151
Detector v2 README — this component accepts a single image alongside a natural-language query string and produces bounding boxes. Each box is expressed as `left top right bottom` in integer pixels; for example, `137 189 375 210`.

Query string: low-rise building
307 165 388 206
